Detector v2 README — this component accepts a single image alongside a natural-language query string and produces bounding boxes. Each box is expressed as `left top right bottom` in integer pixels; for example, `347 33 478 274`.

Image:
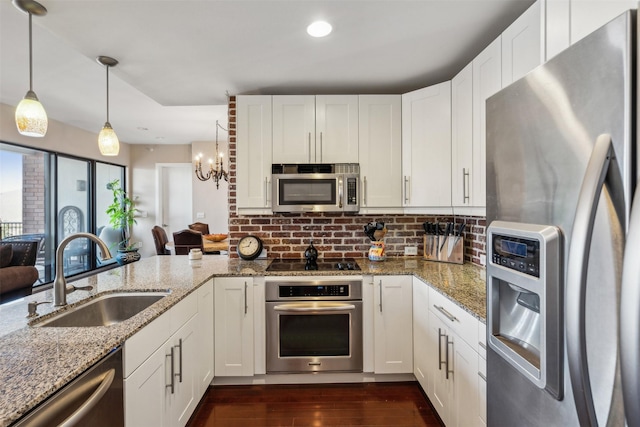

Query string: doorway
156 163 192 241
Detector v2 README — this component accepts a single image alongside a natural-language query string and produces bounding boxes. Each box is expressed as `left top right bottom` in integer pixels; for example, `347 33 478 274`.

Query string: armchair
0 240 39 303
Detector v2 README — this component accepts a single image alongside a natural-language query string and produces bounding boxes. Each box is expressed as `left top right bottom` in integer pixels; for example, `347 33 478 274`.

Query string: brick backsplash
226 96 487 266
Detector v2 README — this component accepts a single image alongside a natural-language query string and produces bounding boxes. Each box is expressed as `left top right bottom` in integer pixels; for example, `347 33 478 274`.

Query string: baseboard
211 372 416 386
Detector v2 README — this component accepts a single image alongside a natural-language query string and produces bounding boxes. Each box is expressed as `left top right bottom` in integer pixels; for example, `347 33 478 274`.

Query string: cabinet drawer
170 291 198 336
429 287 478 350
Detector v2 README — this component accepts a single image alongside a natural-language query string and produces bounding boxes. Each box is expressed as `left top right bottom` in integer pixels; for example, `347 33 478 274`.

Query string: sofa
0 241 39 303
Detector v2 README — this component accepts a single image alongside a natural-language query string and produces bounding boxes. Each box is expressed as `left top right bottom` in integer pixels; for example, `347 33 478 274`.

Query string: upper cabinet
402 82 452 213
451 63 473 209
315 95 359 163
272 95 358 164
236 95 273 214
358 95 402 213
471 37 502 211
501 0 544 87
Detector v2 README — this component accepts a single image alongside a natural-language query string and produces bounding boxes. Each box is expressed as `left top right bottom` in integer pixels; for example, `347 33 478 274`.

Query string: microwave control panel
346 177 358 206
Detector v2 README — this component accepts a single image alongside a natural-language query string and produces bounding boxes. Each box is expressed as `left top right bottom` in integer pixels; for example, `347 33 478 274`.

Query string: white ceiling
0 0 534 146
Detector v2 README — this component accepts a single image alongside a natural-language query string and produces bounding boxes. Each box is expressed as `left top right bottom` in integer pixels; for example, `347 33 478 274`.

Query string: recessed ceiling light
307 21 332 38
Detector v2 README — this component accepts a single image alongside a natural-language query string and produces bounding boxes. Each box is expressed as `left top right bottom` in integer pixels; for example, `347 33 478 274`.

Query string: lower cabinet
373 275 413 373
197 281 214 395
413 277 430 391
424 288 483 427
124 292 201 427
214 277 255 376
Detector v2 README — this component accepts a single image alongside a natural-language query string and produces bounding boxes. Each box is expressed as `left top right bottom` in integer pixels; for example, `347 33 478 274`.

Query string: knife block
423 234 464 264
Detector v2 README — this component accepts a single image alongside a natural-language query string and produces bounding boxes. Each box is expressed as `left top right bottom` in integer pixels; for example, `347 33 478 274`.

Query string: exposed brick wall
227 96 487 266
22 152 45 234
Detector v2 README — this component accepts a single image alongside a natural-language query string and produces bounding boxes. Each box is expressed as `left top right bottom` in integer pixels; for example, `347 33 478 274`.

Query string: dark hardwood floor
187 382 444 427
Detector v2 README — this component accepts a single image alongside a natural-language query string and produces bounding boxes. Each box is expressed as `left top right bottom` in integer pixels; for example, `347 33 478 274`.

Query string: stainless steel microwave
271 163 360 213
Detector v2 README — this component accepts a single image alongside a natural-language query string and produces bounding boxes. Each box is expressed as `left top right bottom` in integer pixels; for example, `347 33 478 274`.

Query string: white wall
129 144 192 258
192 140 229 234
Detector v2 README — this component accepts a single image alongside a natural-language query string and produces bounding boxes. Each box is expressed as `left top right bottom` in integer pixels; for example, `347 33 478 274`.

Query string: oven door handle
273 302 356 312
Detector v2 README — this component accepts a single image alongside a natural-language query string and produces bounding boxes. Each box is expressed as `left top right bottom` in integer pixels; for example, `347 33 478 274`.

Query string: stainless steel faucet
53 232 113 307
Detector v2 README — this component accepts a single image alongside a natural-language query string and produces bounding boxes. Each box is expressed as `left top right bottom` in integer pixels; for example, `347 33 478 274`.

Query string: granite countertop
0 256 485 426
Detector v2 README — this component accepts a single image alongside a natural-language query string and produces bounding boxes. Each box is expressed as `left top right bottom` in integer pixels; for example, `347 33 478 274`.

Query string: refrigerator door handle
621 183 640 427
566 133 619 427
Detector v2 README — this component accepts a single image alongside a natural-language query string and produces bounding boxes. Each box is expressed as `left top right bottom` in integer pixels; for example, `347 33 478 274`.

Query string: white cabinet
501 0 544 87
196 280 214 394
358 95 403 213
412 277 430 391
425 288 483 427
401 82 452 213
472 37 502 210
272 95 358 164
124 291 200 427
373 275 413 373
451 63 473 209
214 277 255 376
315 95 359 163
569 0 636 45
236 95 273 214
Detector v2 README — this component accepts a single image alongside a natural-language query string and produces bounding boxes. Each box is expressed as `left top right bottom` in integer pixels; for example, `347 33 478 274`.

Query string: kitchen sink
36 292 169 327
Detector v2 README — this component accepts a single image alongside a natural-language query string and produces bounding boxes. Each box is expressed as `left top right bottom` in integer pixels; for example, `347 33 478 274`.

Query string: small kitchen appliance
271 163 359 213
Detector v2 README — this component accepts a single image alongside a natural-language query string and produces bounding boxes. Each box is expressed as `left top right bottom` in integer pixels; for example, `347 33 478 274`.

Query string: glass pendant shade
98 122 120 156
15 90 48 137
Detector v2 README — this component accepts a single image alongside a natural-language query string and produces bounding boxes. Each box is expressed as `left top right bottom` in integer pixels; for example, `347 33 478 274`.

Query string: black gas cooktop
266 258 361 272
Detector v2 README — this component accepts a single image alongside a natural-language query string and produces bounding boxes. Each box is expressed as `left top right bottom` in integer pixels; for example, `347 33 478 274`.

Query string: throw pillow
0 244 13 268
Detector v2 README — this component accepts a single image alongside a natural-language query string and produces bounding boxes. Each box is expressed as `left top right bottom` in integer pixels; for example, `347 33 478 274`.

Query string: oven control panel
266 280 363 301
280 285 348 298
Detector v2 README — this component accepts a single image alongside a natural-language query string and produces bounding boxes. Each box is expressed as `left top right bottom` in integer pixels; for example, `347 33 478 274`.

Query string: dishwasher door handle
59 369 115 427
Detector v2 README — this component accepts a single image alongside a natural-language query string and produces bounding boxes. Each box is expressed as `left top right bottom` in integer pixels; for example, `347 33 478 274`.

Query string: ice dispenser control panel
492 234 540 277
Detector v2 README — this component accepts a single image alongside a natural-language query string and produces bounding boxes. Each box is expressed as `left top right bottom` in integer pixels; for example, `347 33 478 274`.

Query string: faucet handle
26 301 52 318
68 284 93 293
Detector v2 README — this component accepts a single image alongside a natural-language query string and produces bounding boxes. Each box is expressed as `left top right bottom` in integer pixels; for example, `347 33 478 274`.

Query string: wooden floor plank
187 382 444 427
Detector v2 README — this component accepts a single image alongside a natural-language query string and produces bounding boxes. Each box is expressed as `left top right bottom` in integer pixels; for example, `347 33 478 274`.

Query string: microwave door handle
566 133 624 427
338 177 343 209
621 183 640 427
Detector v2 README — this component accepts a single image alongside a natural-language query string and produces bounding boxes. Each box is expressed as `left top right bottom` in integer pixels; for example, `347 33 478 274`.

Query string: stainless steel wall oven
266 279 363 373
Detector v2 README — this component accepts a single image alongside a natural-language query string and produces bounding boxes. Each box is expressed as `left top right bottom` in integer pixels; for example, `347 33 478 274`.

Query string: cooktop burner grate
266 258 361 272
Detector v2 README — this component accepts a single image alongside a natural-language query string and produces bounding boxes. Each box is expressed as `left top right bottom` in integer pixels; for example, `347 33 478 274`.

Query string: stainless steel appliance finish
271 163 359 213
266 279 363 373
486 11 638 427
14 347 123 427
487 221 563 399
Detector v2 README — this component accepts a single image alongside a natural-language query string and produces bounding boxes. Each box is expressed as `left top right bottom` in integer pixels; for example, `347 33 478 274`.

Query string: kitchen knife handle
567 133 622 427
404 176 410 205
462 168 470 204
621 183 640 427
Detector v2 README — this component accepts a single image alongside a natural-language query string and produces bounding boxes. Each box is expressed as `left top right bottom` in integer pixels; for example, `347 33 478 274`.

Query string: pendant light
97 56 120 156
13 0 48 137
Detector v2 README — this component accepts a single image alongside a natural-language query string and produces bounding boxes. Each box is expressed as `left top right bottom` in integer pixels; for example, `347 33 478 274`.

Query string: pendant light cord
28 12 33 91
105 65 110 123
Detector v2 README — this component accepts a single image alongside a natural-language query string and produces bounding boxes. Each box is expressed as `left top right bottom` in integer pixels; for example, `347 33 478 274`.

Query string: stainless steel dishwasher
13 347 123 427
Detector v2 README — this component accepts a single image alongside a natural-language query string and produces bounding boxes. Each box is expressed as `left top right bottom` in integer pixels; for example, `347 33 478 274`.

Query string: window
0 141 125 288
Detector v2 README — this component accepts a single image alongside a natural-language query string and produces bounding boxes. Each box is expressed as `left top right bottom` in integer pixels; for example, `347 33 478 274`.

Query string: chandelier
194 120 229 189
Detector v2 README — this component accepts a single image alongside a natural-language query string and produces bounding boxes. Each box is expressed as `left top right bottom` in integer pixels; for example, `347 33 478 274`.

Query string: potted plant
106 179 141 265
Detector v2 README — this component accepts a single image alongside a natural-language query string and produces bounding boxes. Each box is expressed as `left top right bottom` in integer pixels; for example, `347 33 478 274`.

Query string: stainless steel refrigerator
486 10 639 427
